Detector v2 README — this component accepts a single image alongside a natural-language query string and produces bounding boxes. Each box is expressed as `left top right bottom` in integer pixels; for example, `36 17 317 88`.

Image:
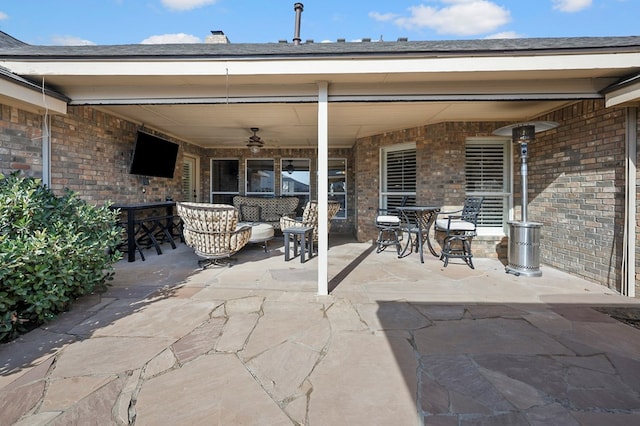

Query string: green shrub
0 172 122 342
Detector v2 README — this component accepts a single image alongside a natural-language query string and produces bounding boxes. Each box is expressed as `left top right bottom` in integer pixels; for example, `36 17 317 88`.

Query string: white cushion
435 218 475 232
376 215 401 225
238 222 275 242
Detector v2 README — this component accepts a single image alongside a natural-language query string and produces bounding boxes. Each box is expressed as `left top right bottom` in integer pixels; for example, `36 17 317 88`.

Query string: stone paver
1 239 640 425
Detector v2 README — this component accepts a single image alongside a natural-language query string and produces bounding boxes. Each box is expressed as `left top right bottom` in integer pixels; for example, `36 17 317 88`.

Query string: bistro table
111 201 178 262
396 206 441 263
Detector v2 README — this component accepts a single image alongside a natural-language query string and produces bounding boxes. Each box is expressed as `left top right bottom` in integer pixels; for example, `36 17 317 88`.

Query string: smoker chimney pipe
293 3 304 45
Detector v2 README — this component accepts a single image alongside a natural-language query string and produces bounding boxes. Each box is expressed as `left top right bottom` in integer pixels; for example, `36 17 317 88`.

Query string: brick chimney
205 30 230 44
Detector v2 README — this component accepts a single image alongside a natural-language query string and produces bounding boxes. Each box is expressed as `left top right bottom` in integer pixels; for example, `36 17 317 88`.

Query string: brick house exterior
1 32 639 296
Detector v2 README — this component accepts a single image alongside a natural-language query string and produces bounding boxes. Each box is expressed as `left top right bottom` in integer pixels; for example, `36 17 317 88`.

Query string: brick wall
0 103 209 204
47 106 205 204
529 101 626 291
0 104 44 178
354 121 509 259
354 100 632 291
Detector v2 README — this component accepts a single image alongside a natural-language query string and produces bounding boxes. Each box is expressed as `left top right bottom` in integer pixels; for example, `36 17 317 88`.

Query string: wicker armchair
176 202 251 268
279 201 341 241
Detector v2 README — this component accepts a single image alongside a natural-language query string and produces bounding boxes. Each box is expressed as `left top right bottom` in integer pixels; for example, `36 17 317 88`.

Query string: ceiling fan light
286 160 295 174
246 127 265 153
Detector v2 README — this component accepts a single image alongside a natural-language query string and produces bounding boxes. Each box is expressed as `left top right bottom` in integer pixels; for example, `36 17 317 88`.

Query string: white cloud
552 0 592 12
0 12 8 20
51 36 96 46
141 33 201 44
390 1 511 36
485 31 521 39
369 11 399 22
161 0 218 11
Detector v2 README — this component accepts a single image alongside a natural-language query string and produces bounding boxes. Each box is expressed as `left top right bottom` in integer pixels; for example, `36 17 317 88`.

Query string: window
329 158 347 219
182 155 197 202
465 139 511 235
381 143 416 209
210 159 239 204
246 159 275 196
281 158 310 215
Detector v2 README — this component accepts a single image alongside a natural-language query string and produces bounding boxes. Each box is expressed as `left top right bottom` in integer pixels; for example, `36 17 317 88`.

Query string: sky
0 0 637 46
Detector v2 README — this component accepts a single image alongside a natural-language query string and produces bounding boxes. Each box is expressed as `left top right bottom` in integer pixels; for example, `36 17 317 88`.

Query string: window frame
281 158 311 214
328 158 348 219
210 158 239 204
245 158 276 196
465 137 512 236
380 142 417 210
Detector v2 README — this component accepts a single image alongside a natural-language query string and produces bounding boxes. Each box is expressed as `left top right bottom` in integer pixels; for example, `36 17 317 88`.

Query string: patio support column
623 107 637 297
317 81 329 295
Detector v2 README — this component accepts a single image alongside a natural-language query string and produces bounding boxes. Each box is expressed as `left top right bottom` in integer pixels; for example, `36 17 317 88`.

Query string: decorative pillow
240 205 261 222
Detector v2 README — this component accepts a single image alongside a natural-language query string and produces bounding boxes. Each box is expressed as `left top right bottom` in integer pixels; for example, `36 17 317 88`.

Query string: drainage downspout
40 76 52 187
623 107 637 297
42 115 51 187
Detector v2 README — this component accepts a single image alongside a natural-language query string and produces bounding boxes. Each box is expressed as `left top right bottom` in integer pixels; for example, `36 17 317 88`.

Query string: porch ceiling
27 61 636 149
100 100 571 149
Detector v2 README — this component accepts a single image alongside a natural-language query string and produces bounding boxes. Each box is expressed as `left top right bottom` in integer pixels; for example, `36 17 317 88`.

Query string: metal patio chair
434 197 484 269
375 196 408 255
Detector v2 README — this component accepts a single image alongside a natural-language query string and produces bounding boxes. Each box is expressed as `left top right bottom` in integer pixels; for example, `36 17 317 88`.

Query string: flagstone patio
1 236 640 425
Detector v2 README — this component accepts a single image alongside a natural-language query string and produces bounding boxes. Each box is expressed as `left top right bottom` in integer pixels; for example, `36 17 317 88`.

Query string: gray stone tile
224 295 264 314
325 298 367 332
473 355 568 402
608 353 640 394
172 317 225 364
458 411 529 425
240 301 328 360
524 403 579 426
557 321 640 358
413 304 466 321
215 312 260 353
420 355 514 414
308 331 419 425
478 367 545 409
141 347 177 379
570 411 640 426
50 336 174 378
41 375 116 411
414 318 573 356
134 354 290 425
12 411 62 426
47 376 125 426
0 381 45 425
246 340 320 402
356 301 431 331
88 298 216 339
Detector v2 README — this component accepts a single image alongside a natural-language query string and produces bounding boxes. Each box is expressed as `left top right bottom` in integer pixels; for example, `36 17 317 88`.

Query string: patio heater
493 121 558 277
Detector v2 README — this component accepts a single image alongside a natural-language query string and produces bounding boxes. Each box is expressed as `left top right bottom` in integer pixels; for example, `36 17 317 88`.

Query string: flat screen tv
129 130 179 178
